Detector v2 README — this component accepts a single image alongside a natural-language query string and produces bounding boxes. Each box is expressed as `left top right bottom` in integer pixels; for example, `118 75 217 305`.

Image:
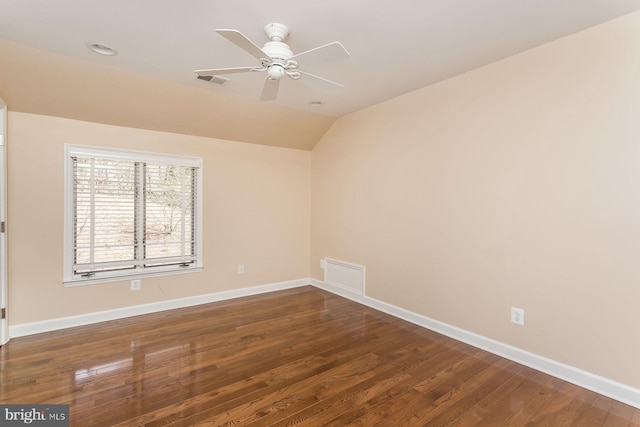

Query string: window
64 145 202 285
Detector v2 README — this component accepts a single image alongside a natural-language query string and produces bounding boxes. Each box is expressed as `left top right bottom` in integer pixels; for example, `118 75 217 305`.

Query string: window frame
63 144 203 286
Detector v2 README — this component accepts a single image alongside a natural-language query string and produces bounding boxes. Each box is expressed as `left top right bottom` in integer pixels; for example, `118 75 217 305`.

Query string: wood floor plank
402 357 518 426
434 362 528 427
265 338 449 426
267 340 471 426
1 286 638 426
603 401 638 427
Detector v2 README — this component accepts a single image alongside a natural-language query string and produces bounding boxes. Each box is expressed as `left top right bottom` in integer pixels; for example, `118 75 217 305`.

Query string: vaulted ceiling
1 0 640 150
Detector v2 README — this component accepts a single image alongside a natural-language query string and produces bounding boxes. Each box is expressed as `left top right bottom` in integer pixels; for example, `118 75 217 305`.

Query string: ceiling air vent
196 74 229 85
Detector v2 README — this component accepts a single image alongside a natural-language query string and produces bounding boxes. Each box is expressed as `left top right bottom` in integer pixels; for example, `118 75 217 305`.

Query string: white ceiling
1 0 640 118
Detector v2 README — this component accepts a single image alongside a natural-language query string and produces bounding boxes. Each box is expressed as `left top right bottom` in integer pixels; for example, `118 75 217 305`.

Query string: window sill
63 266 203 287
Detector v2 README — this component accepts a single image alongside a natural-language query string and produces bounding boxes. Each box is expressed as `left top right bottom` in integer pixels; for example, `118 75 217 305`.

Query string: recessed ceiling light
308 101 324 107
87 42 117 56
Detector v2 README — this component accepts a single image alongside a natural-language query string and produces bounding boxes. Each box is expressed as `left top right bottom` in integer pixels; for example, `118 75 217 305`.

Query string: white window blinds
73 157 137 274
65 145 202 284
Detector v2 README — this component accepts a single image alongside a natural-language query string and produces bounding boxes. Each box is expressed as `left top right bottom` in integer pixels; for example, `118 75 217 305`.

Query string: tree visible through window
65 145 202 284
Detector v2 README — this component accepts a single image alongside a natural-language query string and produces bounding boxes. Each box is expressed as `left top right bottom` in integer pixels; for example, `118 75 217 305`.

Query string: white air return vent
323 258 365 296
195 75 229 85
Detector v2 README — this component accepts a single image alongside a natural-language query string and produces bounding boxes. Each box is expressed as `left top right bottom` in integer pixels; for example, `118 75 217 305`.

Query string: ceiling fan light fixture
267 64 286 80
87 42 117 56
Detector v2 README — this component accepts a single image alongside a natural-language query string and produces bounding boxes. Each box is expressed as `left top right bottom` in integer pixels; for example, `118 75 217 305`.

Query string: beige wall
8 112 310 324
311 12 640 387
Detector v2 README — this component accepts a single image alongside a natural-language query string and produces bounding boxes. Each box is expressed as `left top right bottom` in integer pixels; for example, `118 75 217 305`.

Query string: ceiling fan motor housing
262 41 293 61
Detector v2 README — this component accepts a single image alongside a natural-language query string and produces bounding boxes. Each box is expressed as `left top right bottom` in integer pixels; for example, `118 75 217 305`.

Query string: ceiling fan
195 23 350 101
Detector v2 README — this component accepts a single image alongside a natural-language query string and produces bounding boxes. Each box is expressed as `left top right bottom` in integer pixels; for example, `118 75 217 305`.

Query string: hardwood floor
1 286 639 426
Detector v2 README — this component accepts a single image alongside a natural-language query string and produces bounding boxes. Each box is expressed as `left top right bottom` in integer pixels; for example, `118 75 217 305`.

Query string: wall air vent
323 258 365 296
195 75 229 85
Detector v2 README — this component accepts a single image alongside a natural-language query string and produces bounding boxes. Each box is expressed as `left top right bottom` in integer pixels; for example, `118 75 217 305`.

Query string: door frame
0 98 8 345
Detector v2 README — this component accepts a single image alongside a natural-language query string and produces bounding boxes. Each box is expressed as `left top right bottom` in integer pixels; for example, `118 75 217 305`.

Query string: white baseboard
9 278 307 338
310 278 640 410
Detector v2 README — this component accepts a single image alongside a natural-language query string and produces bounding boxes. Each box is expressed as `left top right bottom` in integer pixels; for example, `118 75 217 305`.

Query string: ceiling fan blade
260 78 280 101
290 42 350 67
297 70 344 88
194 67 260 77
216 29 270 61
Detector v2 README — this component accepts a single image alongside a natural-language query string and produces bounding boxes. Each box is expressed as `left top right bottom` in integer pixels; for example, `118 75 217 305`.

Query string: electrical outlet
320 259 326 269
511 307 524 325
237 264 245 275
131 279 141 291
